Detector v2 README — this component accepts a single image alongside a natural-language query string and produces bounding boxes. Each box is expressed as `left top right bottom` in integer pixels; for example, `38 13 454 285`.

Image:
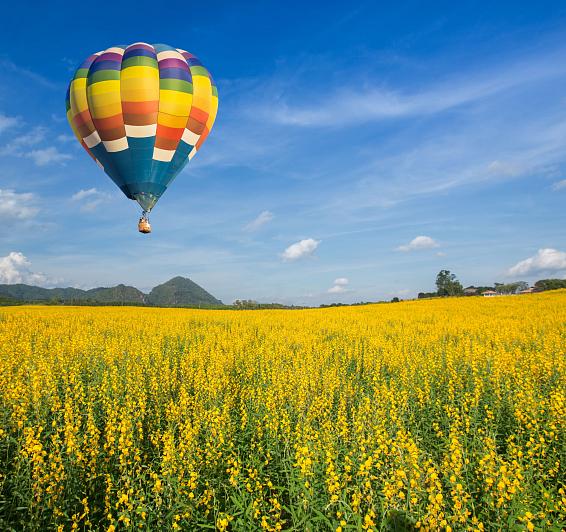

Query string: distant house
464 287 478 296
518 287 535 294
482 290 498 297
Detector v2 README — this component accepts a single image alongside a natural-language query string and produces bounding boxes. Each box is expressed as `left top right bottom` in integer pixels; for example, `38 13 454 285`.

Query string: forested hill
147 277 223 307
0 277 224 307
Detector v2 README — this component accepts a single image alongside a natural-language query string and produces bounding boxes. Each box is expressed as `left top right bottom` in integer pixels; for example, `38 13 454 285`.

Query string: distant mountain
147 276 223 307
0 277 223 307
0 293 18 306
0 284 87 302
87 284 146 304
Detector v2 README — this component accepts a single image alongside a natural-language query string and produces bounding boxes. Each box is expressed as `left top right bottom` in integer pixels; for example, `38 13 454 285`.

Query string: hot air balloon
65 43 218 233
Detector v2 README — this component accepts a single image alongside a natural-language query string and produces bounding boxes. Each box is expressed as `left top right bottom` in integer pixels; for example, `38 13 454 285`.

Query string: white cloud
552 179 566 190
0 58 58 89
244 210 274 231
71 188 99 201
257 54 566 127
507 248 566 277
71 188 111 212
487 160 525 177
0 189 39 220
0 113 18 134
26 146 72 166
0 252 47 285
281 238 320 261
397 235 440 252
0 127 71 166
328 277 349 293
1 127 46 153
57 133 76 144
328 286 345 293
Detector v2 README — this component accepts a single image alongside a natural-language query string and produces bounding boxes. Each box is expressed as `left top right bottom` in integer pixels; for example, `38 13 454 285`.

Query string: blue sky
1 0 566 304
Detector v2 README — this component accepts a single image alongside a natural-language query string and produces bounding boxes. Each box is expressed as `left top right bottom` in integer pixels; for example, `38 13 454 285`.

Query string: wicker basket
138 218 152 234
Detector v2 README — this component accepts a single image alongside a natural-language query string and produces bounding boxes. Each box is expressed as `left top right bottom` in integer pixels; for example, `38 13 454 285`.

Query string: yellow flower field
0 292 564 531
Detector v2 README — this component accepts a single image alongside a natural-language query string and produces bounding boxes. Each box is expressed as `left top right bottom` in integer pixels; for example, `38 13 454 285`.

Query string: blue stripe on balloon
122 181 166 197
159 68 191 82
90 144 127 191
89 60 121 73
123 48 155 60
164 140 193 186
148 161 171 186
127 137 155 182
186 58 203 67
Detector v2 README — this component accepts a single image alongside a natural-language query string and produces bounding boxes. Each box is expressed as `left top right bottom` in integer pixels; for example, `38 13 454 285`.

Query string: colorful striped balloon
66 43 218 213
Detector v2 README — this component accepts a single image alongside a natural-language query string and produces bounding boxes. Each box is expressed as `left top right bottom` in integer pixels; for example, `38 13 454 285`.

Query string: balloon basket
138 213 151 234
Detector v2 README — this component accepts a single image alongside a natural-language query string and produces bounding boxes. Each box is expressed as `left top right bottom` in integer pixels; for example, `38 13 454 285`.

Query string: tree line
418 271 566 299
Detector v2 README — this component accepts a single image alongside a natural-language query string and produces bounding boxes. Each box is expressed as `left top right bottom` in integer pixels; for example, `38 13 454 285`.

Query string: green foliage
0 284 86 302
0 278 224 308
469 286 495 295
147 277 224 307
418 292 439 299
232 299 307 310
435 270 464 296
0 295 20 306
534 278 566 291
87 284 146 304
494 281 529 295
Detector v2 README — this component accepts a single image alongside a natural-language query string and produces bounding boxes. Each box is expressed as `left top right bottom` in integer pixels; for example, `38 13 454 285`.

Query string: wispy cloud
0 252 48 285
552 179 566 191
281 238 320 261
71 188 112 212
0 58 59 89
0 126 46 154
0 113 18 133
252 52 566 127
26 146 72 166
487 160 526 177
328 277 349 293
211 46 566 221
507 248 566 277
57 133 76 144
397 235 439 252
0 127 72 166
0 189 39 220
244 210 274 231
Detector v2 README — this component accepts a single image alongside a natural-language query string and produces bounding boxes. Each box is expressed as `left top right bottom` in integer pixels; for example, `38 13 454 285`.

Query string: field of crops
0 292 564 531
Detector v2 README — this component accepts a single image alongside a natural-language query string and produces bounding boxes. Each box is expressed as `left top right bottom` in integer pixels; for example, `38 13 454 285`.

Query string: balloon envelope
66 43 218 212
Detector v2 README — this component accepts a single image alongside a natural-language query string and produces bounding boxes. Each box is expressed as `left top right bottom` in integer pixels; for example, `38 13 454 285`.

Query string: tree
418 291 439 299
535 279 566 291
495 281 528 294
436 270 464 297
391 297 400 303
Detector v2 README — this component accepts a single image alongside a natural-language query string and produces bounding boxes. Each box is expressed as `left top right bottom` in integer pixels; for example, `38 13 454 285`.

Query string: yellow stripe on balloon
157 112 189 128
88 80 121 96
120 66 159 81
87 80 123 119
70 78 89 114
158 91 193 117
191 75 211 112
206 95 218 131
